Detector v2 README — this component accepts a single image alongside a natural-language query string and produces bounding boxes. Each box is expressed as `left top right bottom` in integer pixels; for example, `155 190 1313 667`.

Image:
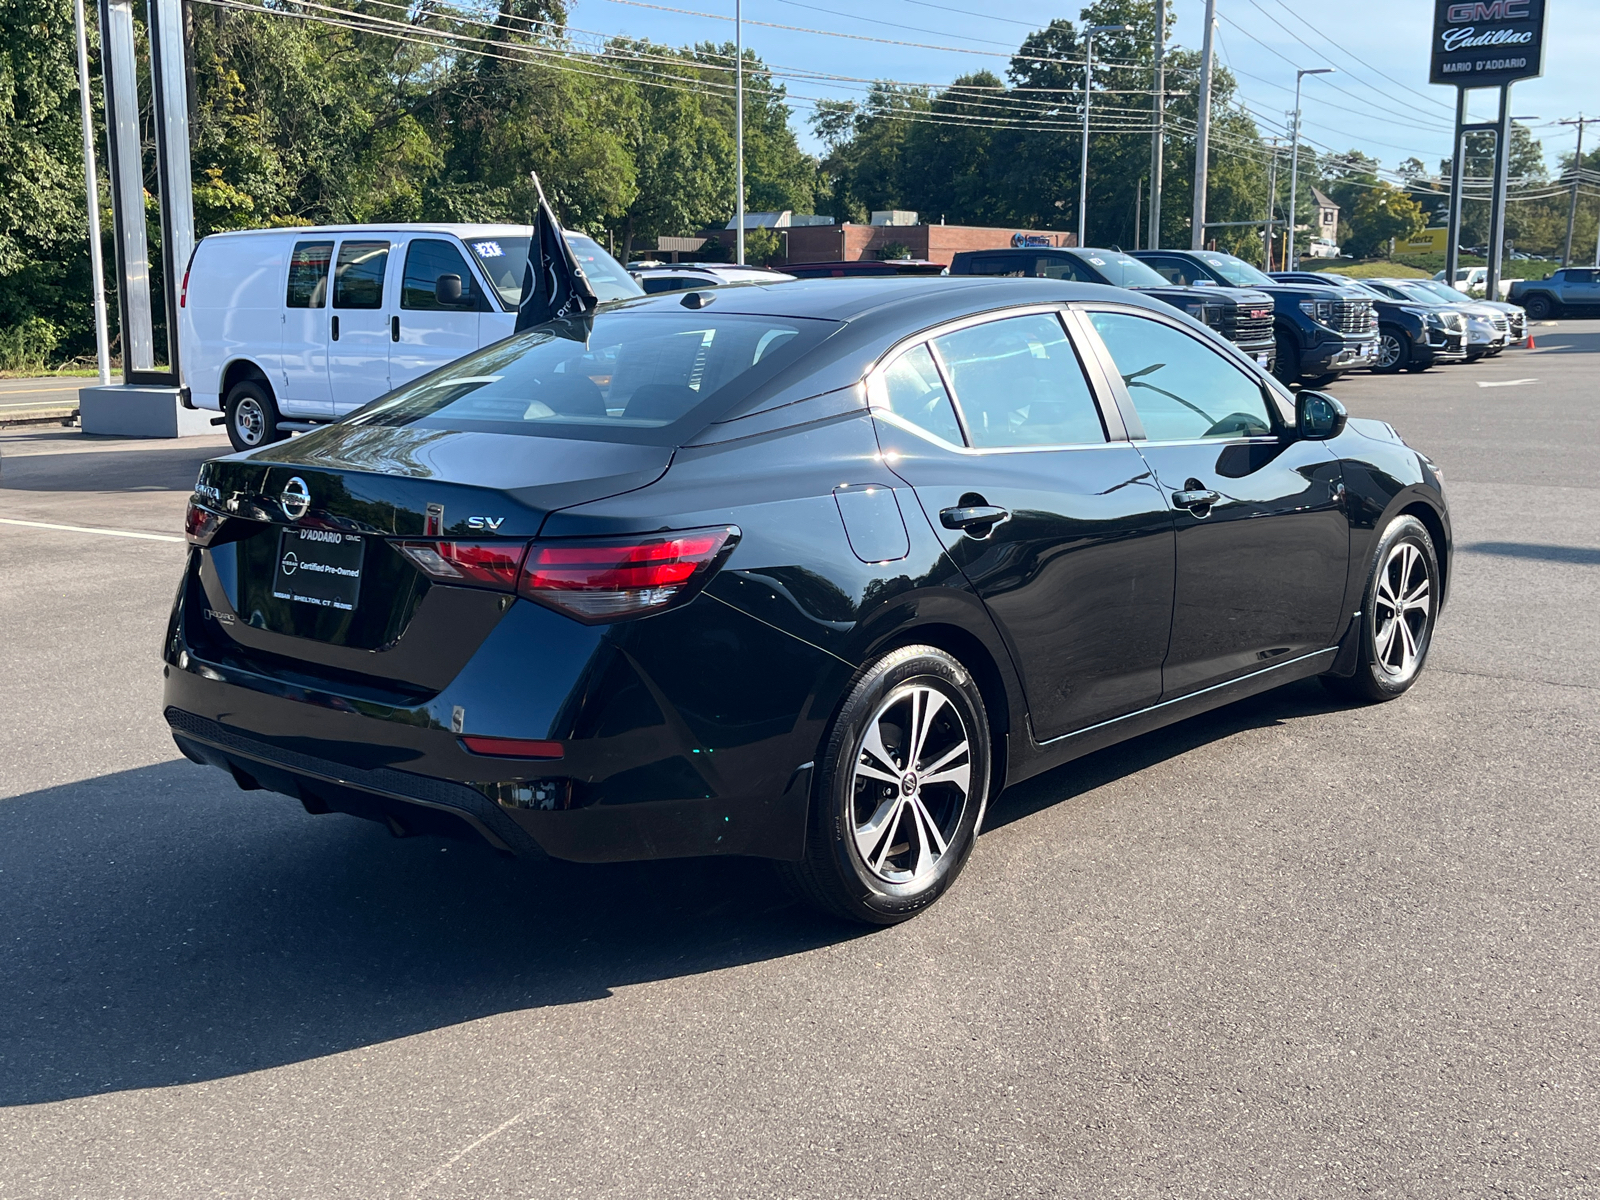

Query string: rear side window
879 344 964 444
933 313 1105 447
286 240 333 308
963 255 1030 278
333 240 390 309
402 239 480 311
1141 256 1201 286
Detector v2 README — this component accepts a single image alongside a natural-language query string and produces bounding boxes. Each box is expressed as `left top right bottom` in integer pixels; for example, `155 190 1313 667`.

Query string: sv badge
466 516 505 532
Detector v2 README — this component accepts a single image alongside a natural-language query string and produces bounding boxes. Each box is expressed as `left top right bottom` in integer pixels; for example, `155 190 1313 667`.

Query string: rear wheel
1373 327 1410 374
1322 515 1440 703
224 380 282 452
1522 294 1553 321
780 645 990 925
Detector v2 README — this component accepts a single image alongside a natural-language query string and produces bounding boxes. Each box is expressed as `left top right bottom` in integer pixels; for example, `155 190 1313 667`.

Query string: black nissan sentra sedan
168 277 1450 924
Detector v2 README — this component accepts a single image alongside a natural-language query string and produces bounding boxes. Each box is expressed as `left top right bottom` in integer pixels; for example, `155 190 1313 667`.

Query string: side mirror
1297 390 1347 440
434 273 463 305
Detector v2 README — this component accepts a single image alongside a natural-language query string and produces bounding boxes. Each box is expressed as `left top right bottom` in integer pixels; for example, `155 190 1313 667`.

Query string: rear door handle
940 504 1010 533
1172 488 1221 512
331 314 340 342
391 315 400 342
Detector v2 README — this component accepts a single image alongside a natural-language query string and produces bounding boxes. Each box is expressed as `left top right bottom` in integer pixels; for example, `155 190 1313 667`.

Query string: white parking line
0 516 183 543
1477 378 1539 388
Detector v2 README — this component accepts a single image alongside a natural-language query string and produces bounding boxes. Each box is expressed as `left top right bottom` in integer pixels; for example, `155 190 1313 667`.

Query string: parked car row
180 223 1542 455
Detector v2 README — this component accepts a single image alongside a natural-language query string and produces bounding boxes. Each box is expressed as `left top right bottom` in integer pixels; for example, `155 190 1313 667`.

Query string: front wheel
1322 515 1440 703
1373 327 1410 374
1272 334 1300 386
780 645 991 925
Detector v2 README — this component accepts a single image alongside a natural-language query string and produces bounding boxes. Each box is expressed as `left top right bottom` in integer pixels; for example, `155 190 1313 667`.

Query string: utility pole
1286 66 1335 271
1559 114 1590 267
1079 24 1132 249
1148 0 1165 250
1485 88 1511 301
72 0 111 385
735 0 745 265
1190 0 1215 249
1263 140 1279 270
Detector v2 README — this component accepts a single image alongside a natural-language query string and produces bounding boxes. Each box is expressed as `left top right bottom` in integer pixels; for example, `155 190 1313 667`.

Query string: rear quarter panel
182 233 291 409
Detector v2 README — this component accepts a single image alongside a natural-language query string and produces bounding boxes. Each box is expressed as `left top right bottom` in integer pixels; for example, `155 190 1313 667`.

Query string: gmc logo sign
1447 0 1527 21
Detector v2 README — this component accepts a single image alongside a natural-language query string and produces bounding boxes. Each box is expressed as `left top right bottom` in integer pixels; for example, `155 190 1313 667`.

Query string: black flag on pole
514 171 599 338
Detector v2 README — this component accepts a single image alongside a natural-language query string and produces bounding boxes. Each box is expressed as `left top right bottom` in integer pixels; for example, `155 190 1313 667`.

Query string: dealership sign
1430 0 1546 87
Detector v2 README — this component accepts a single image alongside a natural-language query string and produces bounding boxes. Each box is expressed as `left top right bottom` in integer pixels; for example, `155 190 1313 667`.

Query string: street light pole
1078 24 1131 249
1190 0 1215 249
1148 0 1165 250
735 0 745 265
72 0 111 385
1286 66 1335 271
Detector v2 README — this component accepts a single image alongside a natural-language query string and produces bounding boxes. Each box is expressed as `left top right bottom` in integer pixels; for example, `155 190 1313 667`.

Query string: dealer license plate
272 528 364 611
1256 353 1270 367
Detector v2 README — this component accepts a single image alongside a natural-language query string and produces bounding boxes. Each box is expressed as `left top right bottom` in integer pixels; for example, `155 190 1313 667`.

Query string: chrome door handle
1172 488 1221 512
940 504 1010 533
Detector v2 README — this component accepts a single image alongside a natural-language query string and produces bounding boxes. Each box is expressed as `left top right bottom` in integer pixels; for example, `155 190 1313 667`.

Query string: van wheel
224 380 281 452
779 645 991 925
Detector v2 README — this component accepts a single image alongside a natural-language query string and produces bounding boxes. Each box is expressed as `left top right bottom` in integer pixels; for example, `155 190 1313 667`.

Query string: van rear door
328 238 393 415
390 236 484 388
280 238 335 418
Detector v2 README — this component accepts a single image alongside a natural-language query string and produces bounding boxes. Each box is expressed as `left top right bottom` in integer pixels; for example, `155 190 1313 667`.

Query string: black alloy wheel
1322 514 1440 703
781 645 990 925
224 380 282 453
1372 327 1410 374
1522 294 1553 321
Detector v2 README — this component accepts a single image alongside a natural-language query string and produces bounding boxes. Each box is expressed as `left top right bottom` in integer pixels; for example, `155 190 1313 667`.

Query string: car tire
779 644 991 925
1271 334 1299 386
224 380 282 453
1373 327 1409 374
1322 515 1440 704
1522 294 1553 321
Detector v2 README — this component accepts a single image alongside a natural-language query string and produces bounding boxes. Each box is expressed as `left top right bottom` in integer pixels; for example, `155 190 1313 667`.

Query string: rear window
467 234 643 307
350 311 836 444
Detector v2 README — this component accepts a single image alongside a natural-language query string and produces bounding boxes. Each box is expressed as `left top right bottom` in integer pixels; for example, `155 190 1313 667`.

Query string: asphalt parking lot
2 324 1597 1199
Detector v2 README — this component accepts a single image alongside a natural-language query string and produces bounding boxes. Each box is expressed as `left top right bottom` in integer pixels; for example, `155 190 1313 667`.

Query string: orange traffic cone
1525 332 1535 349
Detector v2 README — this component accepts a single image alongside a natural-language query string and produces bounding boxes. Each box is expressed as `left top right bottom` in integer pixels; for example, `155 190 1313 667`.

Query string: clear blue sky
569 0 1600 179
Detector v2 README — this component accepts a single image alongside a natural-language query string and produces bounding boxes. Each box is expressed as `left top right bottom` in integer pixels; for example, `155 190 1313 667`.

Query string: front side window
333 240 390 309
1087 311 1275 441
351 312 832 443
286 240 333 308
933 313 1105 448
878 343 964 444
402 239 480 311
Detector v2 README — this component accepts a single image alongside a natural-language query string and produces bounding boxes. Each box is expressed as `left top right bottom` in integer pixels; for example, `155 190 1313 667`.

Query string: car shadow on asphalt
0 678 1349 1108
983 677 1348 833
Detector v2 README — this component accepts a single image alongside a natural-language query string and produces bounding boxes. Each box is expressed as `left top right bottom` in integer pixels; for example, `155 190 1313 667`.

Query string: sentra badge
281 476 311 521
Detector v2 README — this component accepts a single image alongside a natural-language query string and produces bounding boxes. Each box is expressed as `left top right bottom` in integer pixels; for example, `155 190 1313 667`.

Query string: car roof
201 222 550 240
605 275 1173 324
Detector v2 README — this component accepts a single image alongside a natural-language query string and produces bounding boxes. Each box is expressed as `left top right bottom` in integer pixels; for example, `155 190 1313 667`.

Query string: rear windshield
467 233 642 307
349 311 836 444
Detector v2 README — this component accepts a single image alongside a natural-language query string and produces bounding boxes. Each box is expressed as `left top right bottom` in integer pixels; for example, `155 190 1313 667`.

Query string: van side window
333 240 390 309
286 240 333 308
402 240 480 311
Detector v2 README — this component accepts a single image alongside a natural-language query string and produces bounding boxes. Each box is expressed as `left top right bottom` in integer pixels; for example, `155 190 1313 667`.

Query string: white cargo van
178 223 641 451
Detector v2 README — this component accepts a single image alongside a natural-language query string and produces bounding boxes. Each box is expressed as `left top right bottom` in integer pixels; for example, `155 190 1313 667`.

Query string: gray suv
1508 268 1600 320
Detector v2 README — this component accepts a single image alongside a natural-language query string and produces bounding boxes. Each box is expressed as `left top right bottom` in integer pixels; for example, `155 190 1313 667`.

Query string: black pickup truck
1131 249 1378 387
948 247 1278 372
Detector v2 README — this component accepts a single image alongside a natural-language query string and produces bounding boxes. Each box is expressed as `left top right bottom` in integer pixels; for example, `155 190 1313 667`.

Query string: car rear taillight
179 267 190 308
184 499 224 546
459 736 564 759
395 540 523 590
518 528 738 623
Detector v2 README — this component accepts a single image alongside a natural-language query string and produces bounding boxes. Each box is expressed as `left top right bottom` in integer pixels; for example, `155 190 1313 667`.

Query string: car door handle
1172 488 1221 512
391 315 400 342
940 504 1010 532
331 315 340 342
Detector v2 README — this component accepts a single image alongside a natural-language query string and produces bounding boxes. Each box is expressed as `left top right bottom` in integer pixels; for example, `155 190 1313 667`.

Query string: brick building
777 222 1076 268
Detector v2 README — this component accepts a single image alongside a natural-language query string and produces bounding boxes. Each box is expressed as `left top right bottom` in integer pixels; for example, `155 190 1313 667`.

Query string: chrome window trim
864 303 1128 452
